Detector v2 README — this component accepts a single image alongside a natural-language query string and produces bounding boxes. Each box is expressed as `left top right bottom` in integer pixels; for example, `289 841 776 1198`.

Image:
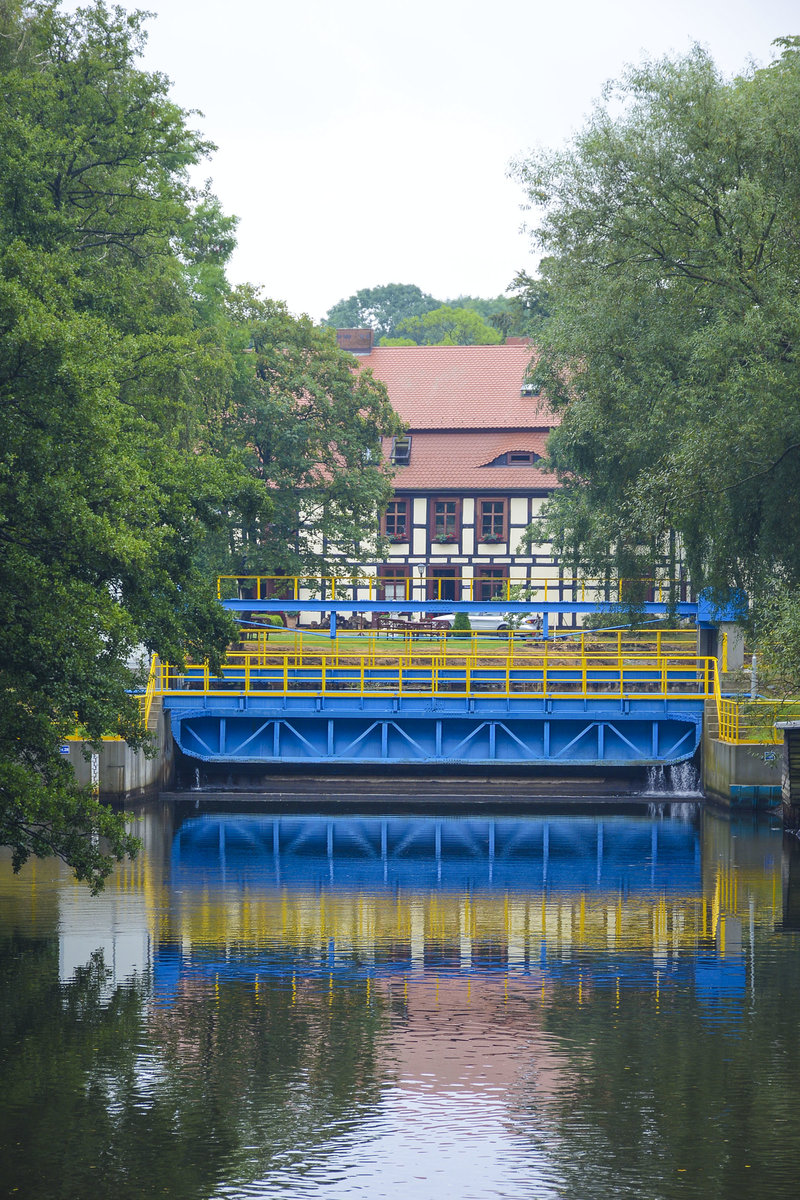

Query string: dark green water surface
1 800 799 1199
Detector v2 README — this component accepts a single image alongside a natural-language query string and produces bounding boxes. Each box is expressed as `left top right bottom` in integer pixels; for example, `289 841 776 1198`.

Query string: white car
430 612 542 634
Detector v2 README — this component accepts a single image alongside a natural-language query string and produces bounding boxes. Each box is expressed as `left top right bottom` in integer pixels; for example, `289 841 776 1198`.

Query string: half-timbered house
333 330 563 615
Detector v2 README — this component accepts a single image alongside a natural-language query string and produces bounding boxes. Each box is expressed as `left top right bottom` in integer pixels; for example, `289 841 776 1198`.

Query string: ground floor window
428 567 460 602
378 565 410 601
474 566 508 602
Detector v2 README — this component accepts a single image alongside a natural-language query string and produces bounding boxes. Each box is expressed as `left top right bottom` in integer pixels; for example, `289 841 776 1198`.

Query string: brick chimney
335 327 374 354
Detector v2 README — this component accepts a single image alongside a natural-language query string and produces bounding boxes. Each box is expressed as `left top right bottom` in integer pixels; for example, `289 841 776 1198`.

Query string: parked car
430 612 542 634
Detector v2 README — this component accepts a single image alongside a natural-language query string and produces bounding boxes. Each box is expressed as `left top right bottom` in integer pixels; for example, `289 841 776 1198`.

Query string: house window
384 499 409 540
475 567 508 602
378 565 409 602
479 499 506 540
391 435 412 465
432 498 460 541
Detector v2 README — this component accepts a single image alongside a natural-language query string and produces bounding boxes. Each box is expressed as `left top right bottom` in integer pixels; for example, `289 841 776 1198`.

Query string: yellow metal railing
217 573 691 606
154 652 718 702
232 626 697 659
139 656 158 729
717 697 800 745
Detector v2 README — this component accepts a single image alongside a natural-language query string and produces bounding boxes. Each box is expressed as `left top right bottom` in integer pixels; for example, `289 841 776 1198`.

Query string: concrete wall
64 698 174 802
702 724 781 807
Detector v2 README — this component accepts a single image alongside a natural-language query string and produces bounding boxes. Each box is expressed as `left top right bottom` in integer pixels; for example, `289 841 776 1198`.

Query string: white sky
69 1 799 320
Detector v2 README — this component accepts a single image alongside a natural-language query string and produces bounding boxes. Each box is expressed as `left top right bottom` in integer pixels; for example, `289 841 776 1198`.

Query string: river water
1 798 800 1200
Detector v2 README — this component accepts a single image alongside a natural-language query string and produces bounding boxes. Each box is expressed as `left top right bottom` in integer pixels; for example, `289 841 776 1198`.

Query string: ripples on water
1 802 800 1199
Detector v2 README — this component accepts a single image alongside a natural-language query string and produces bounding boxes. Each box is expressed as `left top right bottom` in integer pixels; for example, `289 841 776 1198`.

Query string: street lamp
416 562 426 615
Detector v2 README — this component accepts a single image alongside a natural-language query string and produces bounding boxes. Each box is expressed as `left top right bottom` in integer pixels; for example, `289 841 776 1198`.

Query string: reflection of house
336 331 561 609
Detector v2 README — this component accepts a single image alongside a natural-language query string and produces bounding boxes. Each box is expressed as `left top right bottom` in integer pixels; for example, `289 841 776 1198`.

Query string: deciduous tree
385 304 503 346
207 291 403 579
513 40 800 662
323 283 440 340
0 1 256 886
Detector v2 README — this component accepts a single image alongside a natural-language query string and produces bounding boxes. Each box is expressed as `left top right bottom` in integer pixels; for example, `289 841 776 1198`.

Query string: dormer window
521 382 541 397
391 435 412 465
481 450 540 467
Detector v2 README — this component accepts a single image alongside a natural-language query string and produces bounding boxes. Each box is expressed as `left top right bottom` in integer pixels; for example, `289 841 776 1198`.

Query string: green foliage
501 270 551 337
0 1 260 886
0 5 412 886
206 290 403 578
451 612 472 638
324 283 534 344
389 305 503 346
752 587 800 695
323 283 440 340
512 39 800 644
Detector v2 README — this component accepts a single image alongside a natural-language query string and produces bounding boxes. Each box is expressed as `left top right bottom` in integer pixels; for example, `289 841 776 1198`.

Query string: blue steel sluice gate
153 574 738 774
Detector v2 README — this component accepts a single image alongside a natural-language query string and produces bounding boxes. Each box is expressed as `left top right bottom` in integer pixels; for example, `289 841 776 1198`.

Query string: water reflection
1 803 799 1199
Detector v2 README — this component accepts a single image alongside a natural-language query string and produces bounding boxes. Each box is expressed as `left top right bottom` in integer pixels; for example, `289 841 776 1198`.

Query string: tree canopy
0 1 400 885
382 304 503 346
207 292 401 578
323 283 440 340
323 282 542 343
513 39 800 647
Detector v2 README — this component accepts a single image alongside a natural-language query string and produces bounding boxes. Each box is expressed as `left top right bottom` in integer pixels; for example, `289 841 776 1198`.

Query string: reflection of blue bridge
170 813 701 894
151 812 743 1007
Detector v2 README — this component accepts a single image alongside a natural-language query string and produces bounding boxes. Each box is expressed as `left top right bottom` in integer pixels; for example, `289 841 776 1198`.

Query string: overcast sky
68 1 799 320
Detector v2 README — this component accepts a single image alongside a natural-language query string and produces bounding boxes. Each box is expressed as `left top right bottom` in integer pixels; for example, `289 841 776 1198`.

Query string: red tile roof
383 431 559 491
359 343 556 430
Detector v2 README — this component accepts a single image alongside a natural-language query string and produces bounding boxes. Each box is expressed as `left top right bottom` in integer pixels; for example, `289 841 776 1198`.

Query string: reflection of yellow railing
217 573 691 605
151 874 782 960
155 653 718 701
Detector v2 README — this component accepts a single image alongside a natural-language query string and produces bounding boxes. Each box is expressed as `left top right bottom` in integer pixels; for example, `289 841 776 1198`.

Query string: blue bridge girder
221 597 700 617
165 692 703 768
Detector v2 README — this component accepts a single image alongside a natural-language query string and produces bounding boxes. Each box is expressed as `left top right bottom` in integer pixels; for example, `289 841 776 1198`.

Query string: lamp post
416 562 426 616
